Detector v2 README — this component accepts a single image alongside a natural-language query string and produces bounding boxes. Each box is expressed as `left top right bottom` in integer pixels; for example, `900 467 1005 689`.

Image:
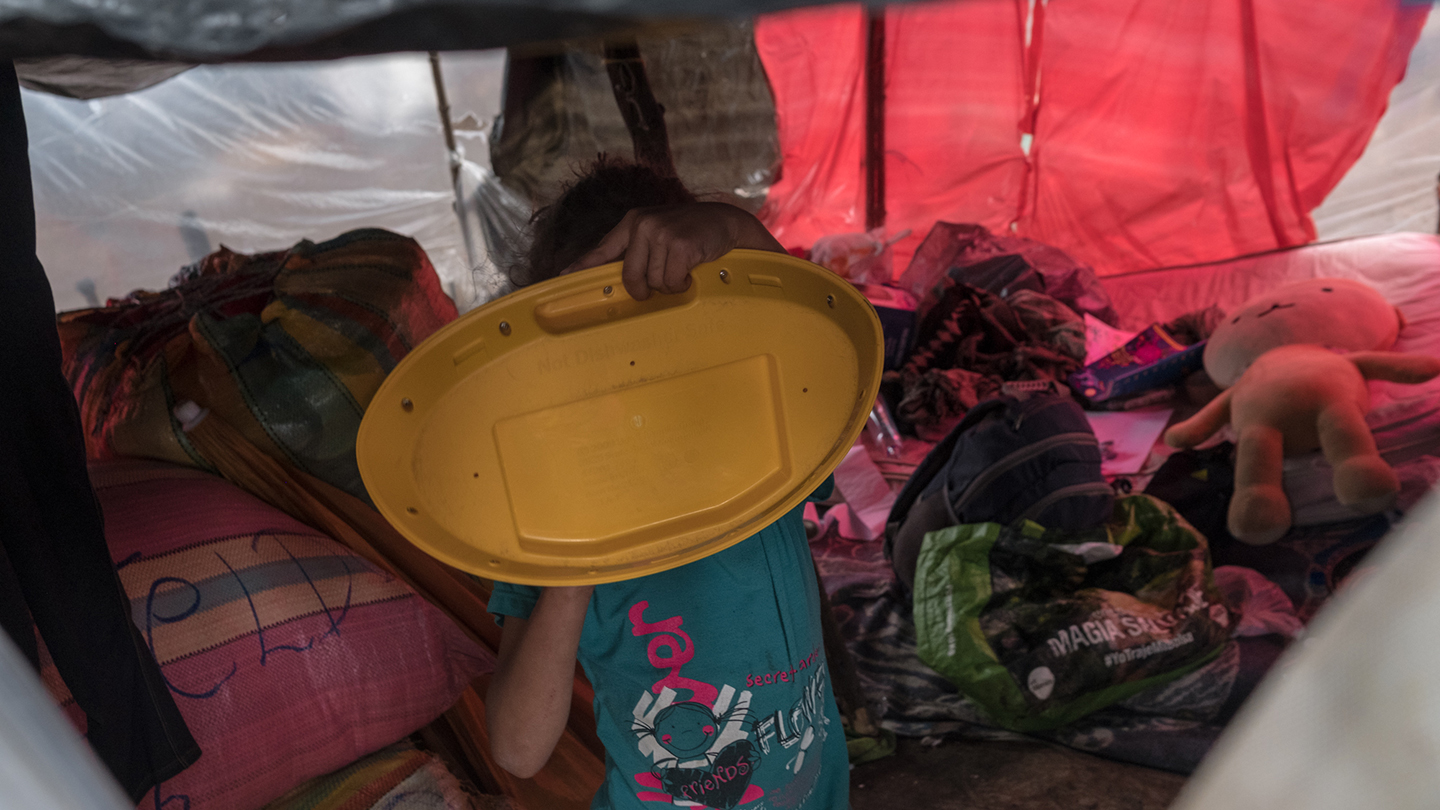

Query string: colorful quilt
264 742 496 810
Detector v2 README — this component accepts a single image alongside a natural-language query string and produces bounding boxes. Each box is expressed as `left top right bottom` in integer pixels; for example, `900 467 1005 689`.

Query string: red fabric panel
756 0 1427 277
754 5 867 251
883 0 1030 271
756 0 1031 269
1023 0 1428 274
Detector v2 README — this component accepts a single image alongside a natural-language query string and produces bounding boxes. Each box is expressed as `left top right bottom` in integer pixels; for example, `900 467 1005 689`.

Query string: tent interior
6 0 1440 808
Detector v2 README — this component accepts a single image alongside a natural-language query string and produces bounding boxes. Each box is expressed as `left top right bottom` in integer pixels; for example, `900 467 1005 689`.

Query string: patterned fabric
369 756 490 810
1144 443 1393 623
89 458 490 810
58 229 457 502
898 222 1118 326
889 282 1085 440
263 742 488 810
264 744 431 810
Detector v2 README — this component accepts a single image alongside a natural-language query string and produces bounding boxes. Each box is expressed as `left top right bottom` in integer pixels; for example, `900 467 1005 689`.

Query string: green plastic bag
913 494 1231 732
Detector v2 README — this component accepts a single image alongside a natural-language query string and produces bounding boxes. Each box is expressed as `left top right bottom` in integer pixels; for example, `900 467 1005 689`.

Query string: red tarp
755 0 1428 277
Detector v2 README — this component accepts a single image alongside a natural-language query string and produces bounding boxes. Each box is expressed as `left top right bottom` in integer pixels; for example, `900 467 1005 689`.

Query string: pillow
88 459 491 810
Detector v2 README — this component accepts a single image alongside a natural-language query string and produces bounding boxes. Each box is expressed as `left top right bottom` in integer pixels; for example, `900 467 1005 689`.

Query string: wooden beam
864 8 887 231
602 39 678 176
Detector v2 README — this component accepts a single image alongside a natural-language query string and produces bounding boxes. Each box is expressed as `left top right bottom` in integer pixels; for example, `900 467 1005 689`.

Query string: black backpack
886 385 1114 592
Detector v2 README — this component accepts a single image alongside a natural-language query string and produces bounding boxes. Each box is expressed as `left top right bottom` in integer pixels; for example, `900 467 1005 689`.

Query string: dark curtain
0 60 199 802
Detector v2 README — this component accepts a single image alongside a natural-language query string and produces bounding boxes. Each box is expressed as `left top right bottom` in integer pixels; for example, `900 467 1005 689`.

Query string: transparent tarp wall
23 50 509 314
1315 12 1440 241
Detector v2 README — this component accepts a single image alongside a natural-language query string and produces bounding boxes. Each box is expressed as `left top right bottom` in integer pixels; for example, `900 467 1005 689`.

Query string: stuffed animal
1201 278 1405 387
1164 278 1440 544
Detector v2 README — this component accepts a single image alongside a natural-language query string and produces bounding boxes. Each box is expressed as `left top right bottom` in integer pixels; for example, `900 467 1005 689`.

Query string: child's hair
514 154 696 287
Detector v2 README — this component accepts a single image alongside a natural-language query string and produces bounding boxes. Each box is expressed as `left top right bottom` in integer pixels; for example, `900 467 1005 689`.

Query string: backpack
886 383 1114 591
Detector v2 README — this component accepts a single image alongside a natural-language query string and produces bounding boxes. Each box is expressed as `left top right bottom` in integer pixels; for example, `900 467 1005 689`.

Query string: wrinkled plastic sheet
0 631 131 810
755 0 1427 277
490 20 778 211
457 157 529 304
24 50 509 314
0 0 845 62
1171 486 1440 809
14 56 193 100
1313 10 1440 240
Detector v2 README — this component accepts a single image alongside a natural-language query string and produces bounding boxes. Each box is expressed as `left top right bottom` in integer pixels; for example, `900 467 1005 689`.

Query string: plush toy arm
1348 351 1440 384
1163 388 1233 449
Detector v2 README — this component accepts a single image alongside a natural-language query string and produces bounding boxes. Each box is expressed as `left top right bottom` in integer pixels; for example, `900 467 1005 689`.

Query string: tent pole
429 52 479 270
864 7 886 232
602 39 678 177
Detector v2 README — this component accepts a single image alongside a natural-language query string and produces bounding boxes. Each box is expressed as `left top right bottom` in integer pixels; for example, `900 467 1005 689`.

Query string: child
485 157 851 810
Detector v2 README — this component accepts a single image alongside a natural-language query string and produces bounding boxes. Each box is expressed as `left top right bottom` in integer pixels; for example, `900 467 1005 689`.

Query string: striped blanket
263 742 503 810
58 229 457 502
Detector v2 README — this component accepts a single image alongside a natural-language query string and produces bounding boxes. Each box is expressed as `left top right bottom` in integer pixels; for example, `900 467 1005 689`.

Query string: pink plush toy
1164 278 1440 544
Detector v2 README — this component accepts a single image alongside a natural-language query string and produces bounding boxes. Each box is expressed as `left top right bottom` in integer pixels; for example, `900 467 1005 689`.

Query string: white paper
1085 406 1174 476
813 443 899 541
1084 313 1140 366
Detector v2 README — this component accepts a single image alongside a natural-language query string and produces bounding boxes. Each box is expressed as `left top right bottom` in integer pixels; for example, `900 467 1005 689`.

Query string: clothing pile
891 283 1086 440
873 223 1119 440
803 221 1370 775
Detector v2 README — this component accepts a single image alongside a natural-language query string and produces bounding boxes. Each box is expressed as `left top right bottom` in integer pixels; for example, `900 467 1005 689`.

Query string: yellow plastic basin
356 249 884 585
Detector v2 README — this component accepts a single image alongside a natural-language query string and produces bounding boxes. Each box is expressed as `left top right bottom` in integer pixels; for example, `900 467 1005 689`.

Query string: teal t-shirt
488 496 849 810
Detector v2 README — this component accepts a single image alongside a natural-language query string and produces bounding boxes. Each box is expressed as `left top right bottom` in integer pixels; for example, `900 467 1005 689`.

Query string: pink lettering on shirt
629 601 719 705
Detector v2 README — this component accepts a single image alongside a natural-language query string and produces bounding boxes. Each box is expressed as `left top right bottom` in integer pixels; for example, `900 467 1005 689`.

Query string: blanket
58 229 457 503
890 284 1085 440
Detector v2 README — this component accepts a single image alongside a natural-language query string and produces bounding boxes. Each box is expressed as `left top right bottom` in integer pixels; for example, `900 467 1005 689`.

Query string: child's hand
562 202 786 302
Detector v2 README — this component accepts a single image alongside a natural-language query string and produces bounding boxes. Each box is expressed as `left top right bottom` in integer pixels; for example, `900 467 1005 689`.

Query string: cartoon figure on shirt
626 600 832 809
632 683 762 808
653 702 727 760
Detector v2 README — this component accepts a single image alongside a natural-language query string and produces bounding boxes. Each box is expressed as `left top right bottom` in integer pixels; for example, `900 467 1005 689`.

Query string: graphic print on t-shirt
625 600 831 809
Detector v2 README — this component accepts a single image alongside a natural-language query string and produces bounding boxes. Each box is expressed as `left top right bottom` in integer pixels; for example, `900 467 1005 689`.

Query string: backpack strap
884 396 1011 562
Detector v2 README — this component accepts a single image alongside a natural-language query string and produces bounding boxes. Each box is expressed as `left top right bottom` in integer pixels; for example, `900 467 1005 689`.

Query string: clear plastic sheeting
0 0 830 62
456 157 529 304
1314 11 1440 240
0 631 131 810
490 20 778 210
24 50 509 314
